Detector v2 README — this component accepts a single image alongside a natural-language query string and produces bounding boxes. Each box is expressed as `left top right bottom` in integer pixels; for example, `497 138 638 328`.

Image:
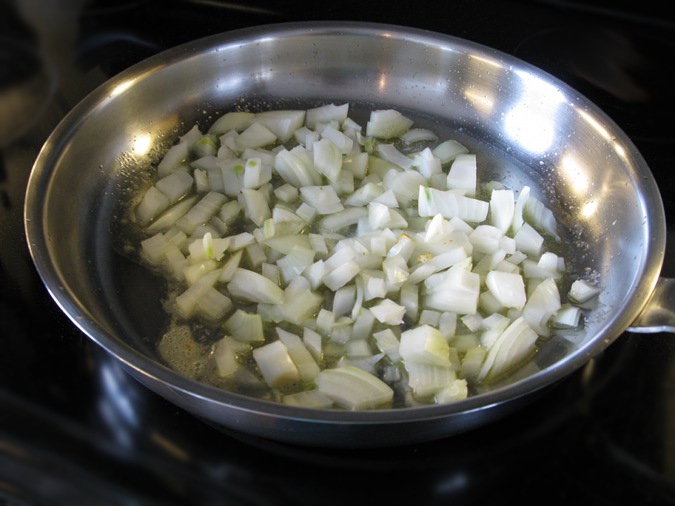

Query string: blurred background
1 1 674 504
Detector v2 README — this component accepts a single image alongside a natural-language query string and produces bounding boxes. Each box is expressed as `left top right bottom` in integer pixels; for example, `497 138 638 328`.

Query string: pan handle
627 277 675 334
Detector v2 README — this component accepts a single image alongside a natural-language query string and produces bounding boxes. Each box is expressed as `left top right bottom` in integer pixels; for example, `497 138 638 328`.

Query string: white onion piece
366 109 414 139
253 340 299 387
315 366 393 410
568 279 601 304
400 128 439 144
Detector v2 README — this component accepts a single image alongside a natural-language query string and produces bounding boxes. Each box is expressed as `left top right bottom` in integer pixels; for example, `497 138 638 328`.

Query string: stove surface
1 1 674 504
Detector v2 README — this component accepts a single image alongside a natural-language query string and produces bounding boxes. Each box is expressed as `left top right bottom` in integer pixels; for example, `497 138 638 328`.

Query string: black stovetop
1 1 674 504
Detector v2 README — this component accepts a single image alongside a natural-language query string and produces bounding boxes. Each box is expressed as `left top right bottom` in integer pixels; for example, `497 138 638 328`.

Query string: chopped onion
366 109 414 139
252 340 299 387
400 128 439 145
399 324 450 367
315 366 393 410
133 103 596 411
568 279 601 304
446 154 477 196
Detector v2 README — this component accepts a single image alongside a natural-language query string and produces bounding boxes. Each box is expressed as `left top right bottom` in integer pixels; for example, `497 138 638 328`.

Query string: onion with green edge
133 103 599 410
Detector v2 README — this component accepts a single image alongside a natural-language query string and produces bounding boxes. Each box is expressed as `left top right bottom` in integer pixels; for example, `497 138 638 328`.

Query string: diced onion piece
141 232 170 265
278 277 324 326
145 195 199 234
435 378 469 404
193 135 218 158
489 189 515 233
522 251 564 280
524 195 559 240
400 128 439 144
485 271 527 310
164 244 188 280
428 247 469 271
303 327 323 361
319 207 368 233
174 269 221 318
218 249 243 283
219 159 245 197
514 222 544 257
522 277 561 337
470 224 503 254
410 147 442 180
155 171 194 204
432 139 469 165
552 304 582 329
375 144 413 170
277 328 321 382
423 263 480 315
282 390 333 408
333 284 356 317
315 366 394 410
200 232 229 261
196 287 232 321
236 121 277 150
300 185 344 215
305 103 349 129
175 192 227 234
242 157 270 189
370 298 406 325
479 316 538 382
418 186 489 222
213 336 246 377
511 185 530 233
366 109 414 139
225 309 264 343
240 188 271 227
383 169 427 207
227 268 284 304
136 186 170 225
399 324 450 367
446 154 477 196
461 313 482 333
404 362 456 398
277 245 315 284
254 110 305 142
252 340 300 387
209 112 255 134
321 125 354 155
274 183 299 203
157 141 190 177
322 260 360 291
294 126 320 148
373 329 401 362
461 346 486 380
342 151 369 179
274 147 322 187
343 181 383 207
312 137 343 183
568 279 601 304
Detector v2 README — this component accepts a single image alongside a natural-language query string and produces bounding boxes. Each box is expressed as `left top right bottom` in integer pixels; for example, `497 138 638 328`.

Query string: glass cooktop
1 1 674 504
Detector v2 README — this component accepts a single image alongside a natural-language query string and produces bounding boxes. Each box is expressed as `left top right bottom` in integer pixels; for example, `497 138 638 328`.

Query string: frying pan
24 21 673 448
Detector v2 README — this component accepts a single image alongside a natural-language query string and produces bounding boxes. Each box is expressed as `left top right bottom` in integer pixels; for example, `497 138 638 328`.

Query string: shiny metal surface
628 278 675 333
24 21 668 447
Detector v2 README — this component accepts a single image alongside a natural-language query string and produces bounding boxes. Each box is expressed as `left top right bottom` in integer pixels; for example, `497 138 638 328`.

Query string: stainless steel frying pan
24 21 673 447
